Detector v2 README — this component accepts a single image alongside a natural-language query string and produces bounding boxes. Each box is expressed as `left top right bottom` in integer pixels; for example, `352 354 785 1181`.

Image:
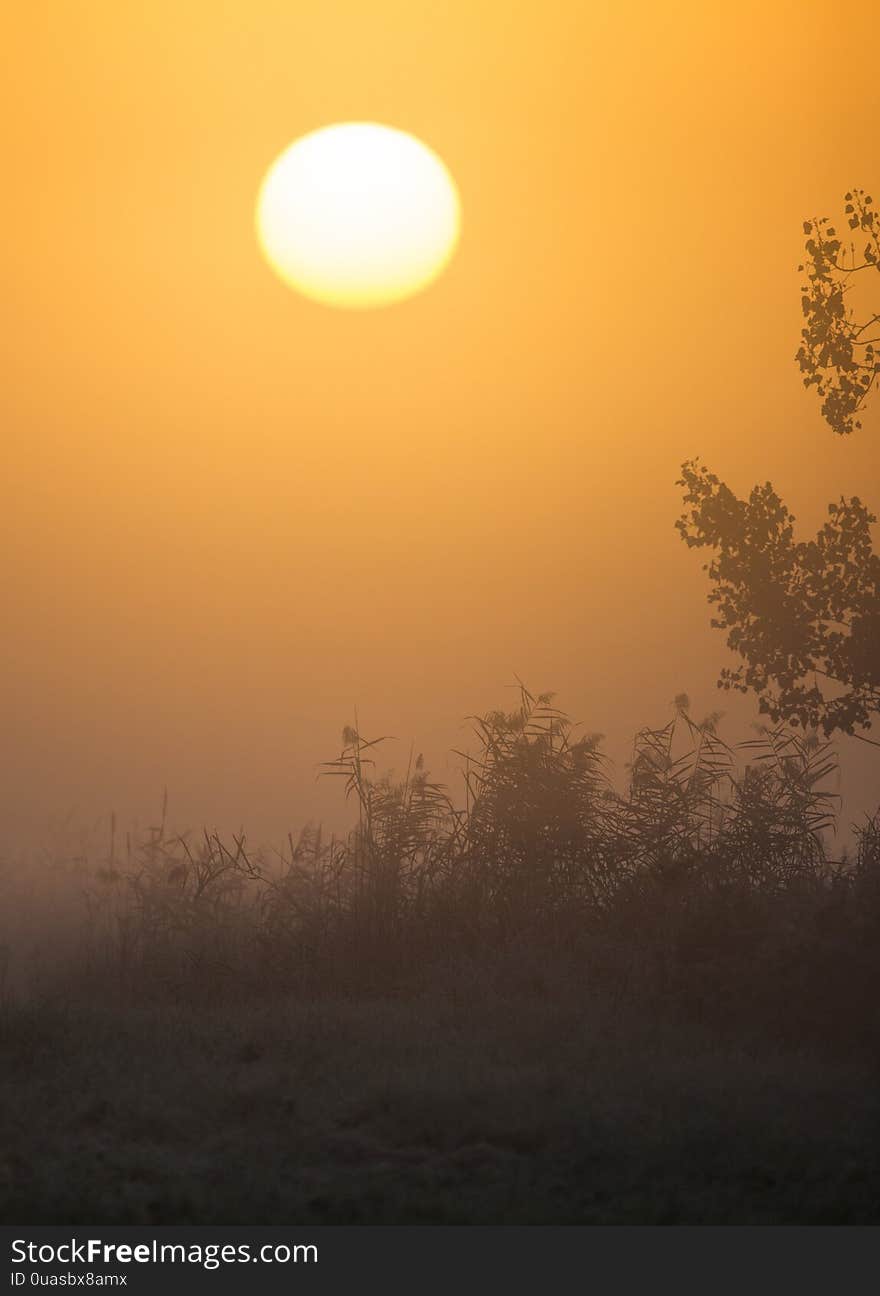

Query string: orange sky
2 0 878 844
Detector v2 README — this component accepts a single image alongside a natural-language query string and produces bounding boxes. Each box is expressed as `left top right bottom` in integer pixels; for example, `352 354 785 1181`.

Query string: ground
2 979 878 1224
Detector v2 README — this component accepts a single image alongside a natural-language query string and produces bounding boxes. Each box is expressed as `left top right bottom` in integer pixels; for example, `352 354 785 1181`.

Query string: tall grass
9 685 880 1050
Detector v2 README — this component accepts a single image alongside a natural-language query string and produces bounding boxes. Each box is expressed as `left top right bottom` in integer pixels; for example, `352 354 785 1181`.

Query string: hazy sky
3 1 878 845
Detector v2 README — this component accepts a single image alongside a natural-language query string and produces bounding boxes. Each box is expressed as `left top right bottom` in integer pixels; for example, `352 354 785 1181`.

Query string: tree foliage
678 187 880 740
677 460 880 740
797 188 880 434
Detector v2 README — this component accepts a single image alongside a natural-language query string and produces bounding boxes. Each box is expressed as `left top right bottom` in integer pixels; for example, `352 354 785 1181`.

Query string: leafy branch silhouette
797 188 879 435
679 187 880 745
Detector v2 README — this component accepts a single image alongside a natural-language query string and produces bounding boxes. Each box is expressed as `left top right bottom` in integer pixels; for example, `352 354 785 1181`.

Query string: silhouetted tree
677 461 880 743
678 188 880 744
797 188 879 435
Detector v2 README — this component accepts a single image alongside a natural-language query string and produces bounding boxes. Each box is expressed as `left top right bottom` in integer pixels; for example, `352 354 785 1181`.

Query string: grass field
3 976 879 1224
3 693 880 1224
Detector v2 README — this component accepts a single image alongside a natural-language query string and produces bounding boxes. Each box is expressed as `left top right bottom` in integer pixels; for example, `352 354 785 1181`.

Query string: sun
255 123 461 309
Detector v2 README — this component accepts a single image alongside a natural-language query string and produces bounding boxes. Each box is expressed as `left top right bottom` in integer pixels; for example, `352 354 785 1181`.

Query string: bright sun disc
256 122 461 309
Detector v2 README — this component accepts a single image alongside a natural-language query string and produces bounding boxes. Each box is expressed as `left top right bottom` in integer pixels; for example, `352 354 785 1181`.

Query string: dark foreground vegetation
2 687 880 1222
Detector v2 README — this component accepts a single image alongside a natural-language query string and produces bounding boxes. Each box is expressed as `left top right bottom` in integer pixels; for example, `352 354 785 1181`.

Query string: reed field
2 686 880 1223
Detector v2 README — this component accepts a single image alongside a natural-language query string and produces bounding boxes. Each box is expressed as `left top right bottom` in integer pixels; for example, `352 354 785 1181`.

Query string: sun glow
255 123 461 309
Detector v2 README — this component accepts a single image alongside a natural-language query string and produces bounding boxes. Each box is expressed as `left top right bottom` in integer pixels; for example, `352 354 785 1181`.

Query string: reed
11 684 879 1051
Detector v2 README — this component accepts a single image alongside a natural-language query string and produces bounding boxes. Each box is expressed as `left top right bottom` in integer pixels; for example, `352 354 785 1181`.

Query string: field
3 978 880 1225
3 691 880 1224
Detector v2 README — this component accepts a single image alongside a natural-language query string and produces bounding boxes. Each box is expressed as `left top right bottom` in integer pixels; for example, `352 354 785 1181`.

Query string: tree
679 188 880 744
797 188 879 435
677 461 880 744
